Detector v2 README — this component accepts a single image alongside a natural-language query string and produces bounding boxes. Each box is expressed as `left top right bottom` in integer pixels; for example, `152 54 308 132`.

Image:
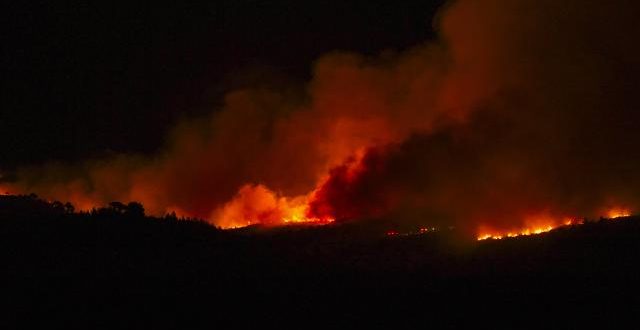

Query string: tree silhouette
109 201 127 214
125 202 145 218
64 202 75 214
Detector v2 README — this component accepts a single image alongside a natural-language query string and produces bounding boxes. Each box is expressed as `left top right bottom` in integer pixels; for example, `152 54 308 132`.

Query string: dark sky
2 1 444 169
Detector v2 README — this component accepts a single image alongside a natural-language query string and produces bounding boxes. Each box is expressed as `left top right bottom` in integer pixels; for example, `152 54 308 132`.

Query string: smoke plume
4 0 640 235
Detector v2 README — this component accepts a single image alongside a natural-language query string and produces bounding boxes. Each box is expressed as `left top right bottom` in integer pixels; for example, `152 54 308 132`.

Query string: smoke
6 0 640 234
308 0 640 233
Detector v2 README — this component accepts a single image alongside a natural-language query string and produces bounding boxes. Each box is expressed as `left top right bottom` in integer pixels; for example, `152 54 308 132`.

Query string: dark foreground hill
1 194 639 327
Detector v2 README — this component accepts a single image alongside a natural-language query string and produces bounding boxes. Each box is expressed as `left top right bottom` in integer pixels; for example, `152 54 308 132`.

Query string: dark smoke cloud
4 0 640 233
309 0 640 233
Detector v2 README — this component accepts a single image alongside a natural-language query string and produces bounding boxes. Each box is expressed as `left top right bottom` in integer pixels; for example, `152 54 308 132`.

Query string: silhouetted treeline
1 194 639 327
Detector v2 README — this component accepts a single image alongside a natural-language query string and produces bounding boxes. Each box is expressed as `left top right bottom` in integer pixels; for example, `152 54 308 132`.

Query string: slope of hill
1 194 639 326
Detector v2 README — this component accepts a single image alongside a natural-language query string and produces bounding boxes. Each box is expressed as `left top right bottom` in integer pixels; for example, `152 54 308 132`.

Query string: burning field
2 0 640 239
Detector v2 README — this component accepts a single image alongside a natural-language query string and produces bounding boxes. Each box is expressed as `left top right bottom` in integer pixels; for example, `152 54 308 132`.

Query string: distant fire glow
0 185 10 195
477 225 555 241
607 208 631 219
477 208 634 241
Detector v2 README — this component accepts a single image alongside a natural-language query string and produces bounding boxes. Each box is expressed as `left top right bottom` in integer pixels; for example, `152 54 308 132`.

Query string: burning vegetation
2 0 640 235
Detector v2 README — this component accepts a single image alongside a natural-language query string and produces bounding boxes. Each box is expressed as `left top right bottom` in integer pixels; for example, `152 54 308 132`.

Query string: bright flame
282 202 334 224
213 184 334 229
607 208 631 219
478 225 555 241
478 209 634 240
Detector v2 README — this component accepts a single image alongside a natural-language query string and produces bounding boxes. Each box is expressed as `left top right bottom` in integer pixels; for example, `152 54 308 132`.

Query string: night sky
2 1 444 169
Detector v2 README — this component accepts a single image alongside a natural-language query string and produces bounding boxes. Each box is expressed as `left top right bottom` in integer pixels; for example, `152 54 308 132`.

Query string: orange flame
477 225 555 240
478 208 633 240
212 184 334 229
607 208 631 219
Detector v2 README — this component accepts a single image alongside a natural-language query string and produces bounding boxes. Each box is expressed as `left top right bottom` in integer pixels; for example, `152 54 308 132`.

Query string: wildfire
282 203 335 225
477 225 555 241
213 184 335 229
477 208 634 240
607 208 631 219
0 180 14 195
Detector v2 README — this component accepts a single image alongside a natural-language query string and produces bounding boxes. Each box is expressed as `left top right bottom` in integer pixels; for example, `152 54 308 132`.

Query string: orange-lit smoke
5 0 640 233
0 184 11 195
212 184 332 228
4 36 455 227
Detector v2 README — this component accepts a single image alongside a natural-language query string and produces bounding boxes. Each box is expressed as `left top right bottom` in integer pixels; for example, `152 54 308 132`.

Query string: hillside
2 194 639 326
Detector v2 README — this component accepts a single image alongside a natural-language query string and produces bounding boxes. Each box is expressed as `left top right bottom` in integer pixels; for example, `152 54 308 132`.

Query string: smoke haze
4 0 640 234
